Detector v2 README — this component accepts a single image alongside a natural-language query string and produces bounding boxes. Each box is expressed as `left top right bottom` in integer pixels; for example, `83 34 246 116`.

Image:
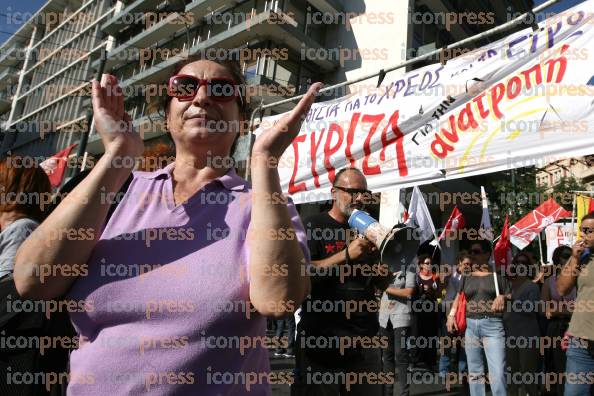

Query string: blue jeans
565 337 594 396
275 316 296 354
439 313 467 376
465 317 506 396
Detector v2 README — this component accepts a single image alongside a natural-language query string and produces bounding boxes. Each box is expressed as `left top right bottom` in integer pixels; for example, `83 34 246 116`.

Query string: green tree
551 176 585 211
488 167 545 236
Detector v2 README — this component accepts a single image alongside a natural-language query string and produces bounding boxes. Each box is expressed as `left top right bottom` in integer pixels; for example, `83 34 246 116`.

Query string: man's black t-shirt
300 212 380 340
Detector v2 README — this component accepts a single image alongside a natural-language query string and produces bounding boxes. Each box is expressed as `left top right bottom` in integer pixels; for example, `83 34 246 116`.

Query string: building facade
536 155 594 192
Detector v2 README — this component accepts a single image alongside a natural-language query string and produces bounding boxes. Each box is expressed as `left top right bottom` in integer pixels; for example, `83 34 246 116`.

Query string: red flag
494 215 512 268
40 144 77 189
402 210 409 223
509 198 571 249
438 206 465 240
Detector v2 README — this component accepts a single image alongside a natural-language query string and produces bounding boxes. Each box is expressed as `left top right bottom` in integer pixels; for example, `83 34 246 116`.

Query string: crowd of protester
3 158 594 396
273 164 593 396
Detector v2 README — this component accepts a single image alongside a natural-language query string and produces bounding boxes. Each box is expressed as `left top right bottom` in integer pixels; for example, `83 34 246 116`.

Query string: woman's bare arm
14 76 143 300
247 83 321 318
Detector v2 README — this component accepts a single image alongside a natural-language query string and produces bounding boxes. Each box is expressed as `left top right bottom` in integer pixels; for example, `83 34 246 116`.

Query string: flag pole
431 242 439 260
537 232 545 265
571 194 577 244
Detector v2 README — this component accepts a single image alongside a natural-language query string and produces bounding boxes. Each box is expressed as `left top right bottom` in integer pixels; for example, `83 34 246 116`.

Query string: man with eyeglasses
558 211 594 396
292 167 390 396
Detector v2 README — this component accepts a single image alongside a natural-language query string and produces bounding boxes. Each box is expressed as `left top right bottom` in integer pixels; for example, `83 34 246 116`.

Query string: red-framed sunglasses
167 74 243 104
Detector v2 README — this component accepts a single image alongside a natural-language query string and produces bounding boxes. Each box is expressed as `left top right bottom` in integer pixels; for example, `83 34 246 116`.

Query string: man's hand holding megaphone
346 235 377 261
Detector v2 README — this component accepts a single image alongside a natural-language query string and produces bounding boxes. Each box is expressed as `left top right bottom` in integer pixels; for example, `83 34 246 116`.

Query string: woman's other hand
491 294 505 312
251 82 322 162
92 74 144 158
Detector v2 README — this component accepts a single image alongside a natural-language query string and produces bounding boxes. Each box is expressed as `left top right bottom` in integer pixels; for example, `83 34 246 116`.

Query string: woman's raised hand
91 74 144 158
251 82 322 162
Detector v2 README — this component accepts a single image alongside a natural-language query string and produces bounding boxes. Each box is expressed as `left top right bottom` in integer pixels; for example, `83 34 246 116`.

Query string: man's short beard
338 200 353 218
343 207 354 217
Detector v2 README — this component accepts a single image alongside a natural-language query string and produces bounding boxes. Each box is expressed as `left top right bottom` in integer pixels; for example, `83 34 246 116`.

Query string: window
244 59 258 84
274 58 299 87
306 4 326 42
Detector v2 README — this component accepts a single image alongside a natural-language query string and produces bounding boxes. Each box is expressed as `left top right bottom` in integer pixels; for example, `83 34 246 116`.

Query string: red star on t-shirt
325 244 335 254
335 241 346 251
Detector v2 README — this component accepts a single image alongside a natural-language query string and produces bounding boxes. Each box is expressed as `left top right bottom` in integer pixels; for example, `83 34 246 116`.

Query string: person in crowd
0 161 69 396
413 254 441 371
0 162 51 280
447 239 509 396
379 255 417 396
13 56 318 395
439 252 470 380
504 252 541 396
274 315 296 358
293 167 391 395
557 212 594 396
541 245 575 395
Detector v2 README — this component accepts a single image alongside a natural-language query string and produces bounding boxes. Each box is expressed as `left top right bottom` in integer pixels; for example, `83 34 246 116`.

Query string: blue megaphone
348 209 419 274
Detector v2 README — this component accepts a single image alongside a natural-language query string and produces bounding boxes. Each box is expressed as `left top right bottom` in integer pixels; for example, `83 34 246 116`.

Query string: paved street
269 352 473 396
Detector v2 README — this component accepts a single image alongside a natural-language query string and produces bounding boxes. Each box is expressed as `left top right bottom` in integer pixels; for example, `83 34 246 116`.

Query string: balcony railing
0 66 19 88
0 43 25 67
102 0 176 35
0 91 13 113
108 9 336 88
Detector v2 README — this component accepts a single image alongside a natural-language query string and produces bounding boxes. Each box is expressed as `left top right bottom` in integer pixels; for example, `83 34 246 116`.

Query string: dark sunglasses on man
334 185 372 197
168 74 244 105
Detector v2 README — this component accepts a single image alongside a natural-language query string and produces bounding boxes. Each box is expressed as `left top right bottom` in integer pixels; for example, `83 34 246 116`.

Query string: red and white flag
494 215 512 268
438 206 466 241
40 144 77 189
402 210 409 223
510 198 572 249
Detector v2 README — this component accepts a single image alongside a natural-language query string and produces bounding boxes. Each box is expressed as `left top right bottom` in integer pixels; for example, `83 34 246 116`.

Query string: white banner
545 223 576 263
255 1 594 204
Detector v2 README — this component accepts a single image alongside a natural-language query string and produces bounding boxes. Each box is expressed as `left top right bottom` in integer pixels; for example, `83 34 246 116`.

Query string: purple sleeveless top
66 165 309 395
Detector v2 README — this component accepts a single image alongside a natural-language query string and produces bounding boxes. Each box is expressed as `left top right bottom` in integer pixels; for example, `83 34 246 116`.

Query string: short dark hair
333 167 364 186
418 253 431 264
552 245 572 266
511 252 538 279
470 239 491 255
457 251 472 264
